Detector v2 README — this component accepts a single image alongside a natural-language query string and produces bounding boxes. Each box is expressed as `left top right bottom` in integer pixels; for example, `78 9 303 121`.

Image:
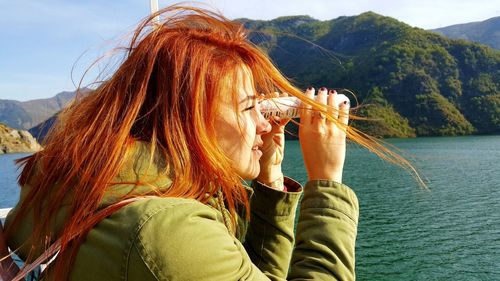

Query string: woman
4 6 359 280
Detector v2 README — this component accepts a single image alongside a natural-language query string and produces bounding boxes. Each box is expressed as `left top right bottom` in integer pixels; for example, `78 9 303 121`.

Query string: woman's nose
256 112 272 135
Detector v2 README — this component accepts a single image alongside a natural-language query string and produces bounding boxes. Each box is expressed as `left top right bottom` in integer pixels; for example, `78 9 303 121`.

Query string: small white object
0 208 12 220
260 94 350 119
150 0 160 25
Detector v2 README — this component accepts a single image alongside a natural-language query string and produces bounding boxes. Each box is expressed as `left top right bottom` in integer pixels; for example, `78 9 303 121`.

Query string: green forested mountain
432 16 500 50
2 14 498 138
240 12 500 137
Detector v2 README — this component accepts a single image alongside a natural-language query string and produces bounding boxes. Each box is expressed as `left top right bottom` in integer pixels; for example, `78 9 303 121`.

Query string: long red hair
6 5 424 279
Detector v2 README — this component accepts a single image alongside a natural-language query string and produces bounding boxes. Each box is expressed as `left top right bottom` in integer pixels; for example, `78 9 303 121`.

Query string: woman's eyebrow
239 95 257 104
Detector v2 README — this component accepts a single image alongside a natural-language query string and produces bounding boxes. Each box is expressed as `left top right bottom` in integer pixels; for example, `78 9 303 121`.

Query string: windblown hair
6 4 423 280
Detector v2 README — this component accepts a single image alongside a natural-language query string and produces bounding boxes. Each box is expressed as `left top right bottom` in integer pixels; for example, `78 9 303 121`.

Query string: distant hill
28 113 59 144
0 90 78 130
431 16 500 50
0 123 41 154
3 14 499 139
241 12 500 137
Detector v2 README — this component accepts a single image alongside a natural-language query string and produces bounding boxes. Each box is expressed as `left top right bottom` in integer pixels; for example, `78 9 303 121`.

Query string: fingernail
320 87 326 91
329 90 335 94
307 86 313 90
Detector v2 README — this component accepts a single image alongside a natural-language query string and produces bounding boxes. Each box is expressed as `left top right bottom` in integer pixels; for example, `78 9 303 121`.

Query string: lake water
0 153 29 209
1 136 499 280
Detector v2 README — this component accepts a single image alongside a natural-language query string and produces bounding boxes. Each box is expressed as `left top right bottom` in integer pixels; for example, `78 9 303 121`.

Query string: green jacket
6 142 359 280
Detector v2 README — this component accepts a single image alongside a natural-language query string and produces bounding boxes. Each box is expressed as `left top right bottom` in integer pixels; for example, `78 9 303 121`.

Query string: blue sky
1 0 498 101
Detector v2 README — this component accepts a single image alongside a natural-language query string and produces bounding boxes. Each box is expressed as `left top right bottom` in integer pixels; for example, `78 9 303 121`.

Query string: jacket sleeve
245 179 359 281
243 177 303 279
127 180 358 281
289 180 359 281
127 199 273 281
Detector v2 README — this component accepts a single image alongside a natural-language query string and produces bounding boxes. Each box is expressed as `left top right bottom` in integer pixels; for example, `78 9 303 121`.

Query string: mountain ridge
1 13 498 139
0 89 84 130
240 12 499 137
431 16 500 50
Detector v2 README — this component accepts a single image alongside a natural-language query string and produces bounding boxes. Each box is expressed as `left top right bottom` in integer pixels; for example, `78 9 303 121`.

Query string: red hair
6 5 424 279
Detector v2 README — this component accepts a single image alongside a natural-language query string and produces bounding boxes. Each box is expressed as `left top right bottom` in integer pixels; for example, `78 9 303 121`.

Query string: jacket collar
100 141 172 207
100 141 251 236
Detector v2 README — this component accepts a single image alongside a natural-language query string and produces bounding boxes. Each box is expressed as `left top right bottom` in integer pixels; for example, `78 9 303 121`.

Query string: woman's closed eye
243 105 255 112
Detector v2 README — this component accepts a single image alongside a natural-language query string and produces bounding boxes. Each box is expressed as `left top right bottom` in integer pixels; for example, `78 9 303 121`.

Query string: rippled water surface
0 153 29 209
1 136 499 280
285 136 500 281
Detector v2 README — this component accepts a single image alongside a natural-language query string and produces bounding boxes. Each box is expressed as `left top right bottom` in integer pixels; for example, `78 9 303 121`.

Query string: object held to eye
260 94 350 119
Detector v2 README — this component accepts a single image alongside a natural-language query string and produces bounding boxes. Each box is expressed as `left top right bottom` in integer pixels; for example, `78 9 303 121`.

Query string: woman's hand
299 87 349 183
256 92 290 190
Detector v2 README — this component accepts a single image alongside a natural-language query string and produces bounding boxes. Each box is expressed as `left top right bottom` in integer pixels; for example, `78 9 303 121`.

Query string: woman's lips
252 143 263 157
252 148 263 158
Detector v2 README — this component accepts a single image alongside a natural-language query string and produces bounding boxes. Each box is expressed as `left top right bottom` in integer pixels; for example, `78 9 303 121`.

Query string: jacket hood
99 141 173 207
6 141 244 260
5 141 174 259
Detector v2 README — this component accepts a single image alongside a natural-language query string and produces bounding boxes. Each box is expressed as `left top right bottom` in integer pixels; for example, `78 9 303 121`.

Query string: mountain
0 123 41 154
4 14 498 139
240 12 500 137
431 17 500 50
0 90 77 130
28 113 59 143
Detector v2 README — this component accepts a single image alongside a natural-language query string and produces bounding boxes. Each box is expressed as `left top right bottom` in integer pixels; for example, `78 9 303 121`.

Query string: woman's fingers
339 101 350 126
277 117 291 127
268 116 289 134
327 90 339 120
300 87 314 125
298 86 346 182
312 87 327 127
300 86 347 127
315 88 327 107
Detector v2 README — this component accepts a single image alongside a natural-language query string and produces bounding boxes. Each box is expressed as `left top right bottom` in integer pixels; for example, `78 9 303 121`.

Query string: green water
282 136 500 281
1 136 499 280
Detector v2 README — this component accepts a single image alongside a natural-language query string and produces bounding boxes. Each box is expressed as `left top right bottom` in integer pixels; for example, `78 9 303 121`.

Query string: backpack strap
3 196 152 281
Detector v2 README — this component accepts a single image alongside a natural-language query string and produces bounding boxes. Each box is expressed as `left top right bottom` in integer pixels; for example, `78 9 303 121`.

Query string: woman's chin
238 165 260 181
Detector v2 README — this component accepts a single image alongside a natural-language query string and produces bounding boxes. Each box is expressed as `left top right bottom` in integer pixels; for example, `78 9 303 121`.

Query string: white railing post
0 208 12 220
150 0 160 25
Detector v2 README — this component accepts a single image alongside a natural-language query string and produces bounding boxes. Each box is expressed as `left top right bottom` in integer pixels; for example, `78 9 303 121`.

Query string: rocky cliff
0 123 41 154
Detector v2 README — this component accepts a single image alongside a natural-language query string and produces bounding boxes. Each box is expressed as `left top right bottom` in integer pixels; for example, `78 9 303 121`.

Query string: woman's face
215 67 271 180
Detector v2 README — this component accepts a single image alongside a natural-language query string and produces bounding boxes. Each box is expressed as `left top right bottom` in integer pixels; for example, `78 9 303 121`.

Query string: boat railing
0 208 11 220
